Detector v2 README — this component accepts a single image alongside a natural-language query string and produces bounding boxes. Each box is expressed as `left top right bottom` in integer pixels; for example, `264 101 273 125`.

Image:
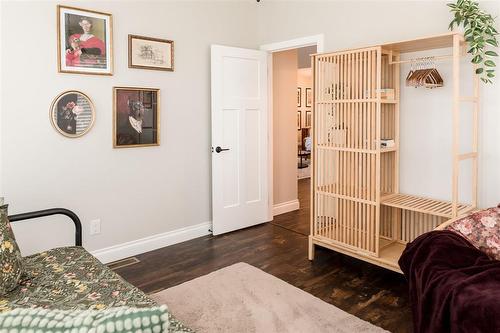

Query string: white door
211 45 269 235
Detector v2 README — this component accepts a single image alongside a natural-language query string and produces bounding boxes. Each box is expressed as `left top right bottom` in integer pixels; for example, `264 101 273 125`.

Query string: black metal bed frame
8 208 82 246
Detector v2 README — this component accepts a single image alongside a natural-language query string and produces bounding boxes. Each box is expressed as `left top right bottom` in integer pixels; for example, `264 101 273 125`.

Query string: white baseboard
91 221 212 264
273 199 300 216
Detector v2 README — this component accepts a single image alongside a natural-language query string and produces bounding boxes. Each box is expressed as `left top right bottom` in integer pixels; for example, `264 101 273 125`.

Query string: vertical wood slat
451 34 460 217
472 63 479 208
375 47 382 256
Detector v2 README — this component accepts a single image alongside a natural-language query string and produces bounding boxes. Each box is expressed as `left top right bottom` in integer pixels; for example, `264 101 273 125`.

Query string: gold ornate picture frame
57 5 113 75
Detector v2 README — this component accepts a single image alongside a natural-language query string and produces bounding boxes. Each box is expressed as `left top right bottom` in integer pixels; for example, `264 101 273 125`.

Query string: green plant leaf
486 39 499 47
484 59 496 67
472 55 483 63
448 0 497 84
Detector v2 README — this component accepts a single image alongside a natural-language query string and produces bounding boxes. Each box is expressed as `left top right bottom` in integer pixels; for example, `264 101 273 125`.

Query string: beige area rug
151 262 388 333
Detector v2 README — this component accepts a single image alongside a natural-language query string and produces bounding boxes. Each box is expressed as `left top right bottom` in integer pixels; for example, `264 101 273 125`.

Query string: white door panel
211 45 269 235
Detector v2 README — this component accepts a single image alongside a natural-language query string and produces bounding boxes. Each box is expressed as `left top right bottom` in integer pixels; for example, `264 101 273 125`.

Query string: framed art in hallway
49 90 95 138
113 87 160 148
129 35 174 71
305 88 312 107
297 87 302 107
305 110 311 127
297 111 302 130
57 5 113 75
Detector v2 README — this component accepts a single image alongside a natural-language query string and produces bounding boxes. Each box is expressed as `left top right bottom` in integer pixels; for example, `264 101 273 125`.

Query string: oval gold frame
49 90 95 138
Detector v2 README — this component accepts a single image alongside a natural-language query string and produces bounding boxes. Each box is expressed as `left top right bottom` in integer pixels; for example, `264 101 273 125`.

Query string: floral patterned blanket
0 246 192 332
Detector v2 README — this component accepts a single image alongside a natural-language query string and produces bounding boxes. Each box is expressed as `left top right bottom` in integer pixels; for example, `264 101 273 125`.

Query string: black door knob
215 146 230 153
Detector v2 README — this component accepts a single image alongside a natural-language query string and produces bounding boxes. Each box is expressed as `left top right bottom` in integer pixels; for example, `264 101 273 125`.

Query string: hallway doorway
271 178 310 235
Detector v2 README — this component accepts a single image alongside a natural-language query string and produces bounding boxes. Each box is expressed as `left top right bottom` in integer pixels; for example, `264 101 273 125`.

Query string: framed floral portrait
128 35 174 71
113 87 160 148
50 91 95 138
57 5 113 75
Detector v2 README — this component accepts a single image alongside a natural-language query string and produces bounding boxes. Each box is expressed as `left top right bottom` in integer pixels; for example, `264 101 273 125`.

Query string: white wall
0 0 258 256
257 0 500 208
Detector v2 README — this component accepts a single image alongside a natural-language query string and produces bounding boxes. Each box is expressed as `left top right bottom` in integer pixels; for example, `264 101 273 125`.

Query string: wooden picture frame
57 5 113 75
297 87 302 107
305 110 312 127
305 88 312 107
113 87 160 148
49 90 95 138
128 35 174 71
297 111 302 130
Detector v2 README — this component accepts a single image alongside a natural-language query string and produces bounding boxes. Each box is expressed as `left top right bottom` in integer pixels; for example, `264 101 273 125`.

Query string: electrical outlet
90 219 101 235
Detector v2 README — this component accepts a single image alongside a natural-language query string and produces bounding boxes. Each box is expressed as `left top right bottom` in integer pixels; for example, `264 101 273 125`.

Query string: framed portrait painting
129 35 174 71
57 5 113 75
306 88 312 107
113 87 160 148
50 90 95 138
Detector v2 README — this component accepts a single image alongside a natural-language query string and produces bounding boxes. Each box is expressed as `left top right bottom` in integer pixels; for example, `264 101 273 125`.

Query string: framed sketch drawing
113 87 160 148
50 91 95 138
297 87 302 107
57 5 113 75
129 35 174 71
306 88 312 107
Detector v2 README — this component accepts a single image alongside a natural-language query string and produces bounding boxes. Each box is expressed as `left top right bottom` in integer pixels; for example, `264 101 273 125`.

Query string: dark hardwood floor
114 178 412 333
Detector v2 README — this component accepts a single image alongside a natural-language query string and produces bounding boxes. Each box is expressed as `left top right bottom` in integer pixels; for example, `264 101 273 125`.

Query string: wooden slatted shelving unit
309 32 479 273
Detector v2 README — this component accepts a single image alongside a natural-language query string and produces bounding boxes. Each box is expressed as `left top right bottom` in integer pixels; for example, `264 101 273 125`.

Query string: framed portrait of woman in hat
57 5 113 75
113 87 160 148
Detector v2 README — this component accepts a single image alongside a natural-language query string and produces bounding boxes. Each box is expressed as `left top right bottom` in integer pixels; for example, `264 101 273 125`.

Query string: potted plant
448 0 499 83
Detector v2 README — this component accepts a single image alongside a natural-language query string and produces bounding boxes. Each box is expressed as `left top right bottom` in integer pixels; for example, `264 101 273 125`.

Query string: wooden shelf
311 236 404 273
316 145 376 154
380 32 463 53
381 193 473 218
316 98 399 104
378 239 406 271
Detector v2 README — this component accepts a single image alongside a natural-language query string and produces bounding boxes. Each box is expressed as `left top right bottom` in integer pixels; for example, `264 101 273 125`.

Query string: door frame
260 34 325 220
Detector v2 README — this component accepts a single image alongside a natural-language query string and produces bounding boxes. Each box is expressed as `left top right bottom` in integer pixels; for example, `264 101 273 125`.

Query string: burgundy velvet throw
399 230 500 333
